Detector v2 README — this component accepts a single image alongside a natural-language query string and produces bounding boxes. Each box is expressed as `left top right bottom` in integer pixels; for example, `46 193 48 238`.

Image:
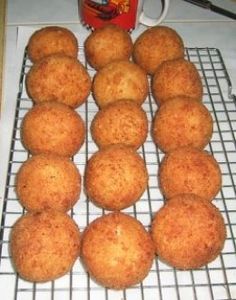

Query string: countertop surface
1 0 236 249
5 0 236 24
1 0 236 241
0 1 236 299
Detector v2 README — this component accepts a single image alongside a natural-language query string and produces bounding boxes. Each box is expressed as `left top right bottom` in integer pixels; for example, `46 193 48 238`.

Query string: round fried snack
91 100 148 149
93 60 148 108
152 96 213 152
133 26 184 75
151 194 226 269
16 154 81 212
26 54 91 108
27 26 78 63
159 147 222 201
152 58 203 106
10 210 80 282
85 145 148 210
21 102 85 157
85 24 133 70
81 212 155 289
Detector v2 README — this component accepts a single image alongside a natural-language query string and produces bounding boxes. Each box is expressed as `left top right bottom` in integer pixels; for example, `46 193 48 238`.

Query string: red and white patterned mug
79 0 170 31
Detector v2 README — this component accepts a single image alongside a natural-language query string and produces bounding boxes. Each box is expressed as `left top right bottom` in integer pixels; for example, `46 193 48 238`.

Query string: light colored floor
0 0 6 112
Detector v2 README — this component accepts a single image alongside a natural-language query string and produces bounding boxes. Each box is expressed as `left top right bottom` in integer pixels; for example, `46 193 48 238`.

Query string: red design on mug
81 0 138 30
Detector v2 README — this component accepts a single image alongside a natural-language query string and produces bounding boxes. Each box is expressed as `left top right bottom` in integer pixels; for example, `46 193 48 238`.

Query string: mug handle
139 0 170 27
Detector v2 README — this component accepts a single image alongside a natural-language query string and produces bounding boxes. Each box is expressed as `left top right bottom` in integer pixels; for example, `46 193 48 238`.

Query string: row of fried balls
10 24 225 290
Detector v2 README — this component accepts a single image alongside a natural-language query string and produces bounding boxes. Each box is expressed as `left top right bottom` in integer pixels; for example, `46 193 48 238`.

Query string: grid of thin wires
0 47 236 300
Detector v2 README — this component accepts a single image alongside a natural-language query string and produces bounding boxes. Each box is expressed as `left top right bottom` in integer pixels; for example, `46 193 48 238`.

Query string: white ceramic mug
80 0 170 30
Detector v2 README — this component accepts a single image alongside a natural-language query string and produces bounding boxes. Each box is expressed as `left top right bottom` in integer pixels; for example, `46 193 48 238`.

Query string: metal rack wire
0 46 236 300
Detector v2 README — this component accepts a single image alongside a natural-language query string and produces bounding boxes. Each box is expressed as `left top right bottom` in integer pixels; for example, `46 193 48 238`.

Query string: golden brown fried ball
81 212 155 289
133 26 184 75
26 54 91 108
152 96 213 152
16 154 81 212
152 58 203 106
10 210 80 282
85 145 148 210
27 26 78 63
159 147 222 201
21 102 85 157
91 100 148 149
93 60 148 108
84 24 133 70
151 194 226 269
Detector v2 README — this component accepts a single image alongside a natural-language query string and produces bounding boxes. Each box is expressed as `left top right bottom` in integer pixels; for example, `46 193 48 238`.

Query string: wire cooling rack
0 46 236 300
